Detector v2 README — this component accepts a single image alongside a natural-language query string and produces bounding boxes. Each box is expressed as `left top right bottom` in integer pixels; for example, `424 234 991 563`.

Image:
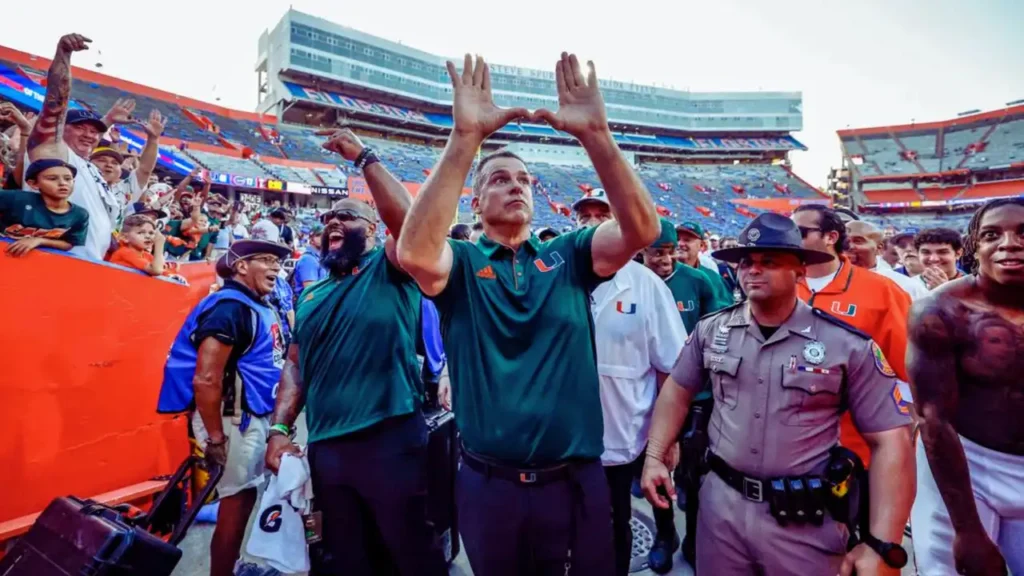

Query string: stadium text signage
311 186 348 197
207 171 313 194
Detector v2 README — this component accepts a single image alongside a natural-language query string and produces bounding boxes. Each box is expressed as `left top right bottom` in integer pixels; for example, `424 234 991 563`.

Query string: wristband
269 423 292 437
354 148 379 170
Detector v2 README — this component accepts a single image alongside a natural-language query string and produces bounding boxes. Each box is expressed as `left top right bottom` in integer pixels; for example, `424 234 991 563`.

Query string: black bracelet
354 148 379 170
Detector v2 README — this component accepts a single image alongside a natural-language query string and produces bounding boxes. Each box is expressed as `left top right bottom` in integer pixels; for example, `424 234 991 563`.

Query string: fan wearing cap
642 213 915 576
266 127 448 575
268 207 295 248
572 193 685 576
291 222 326 299
0 159 89 256
158 238 291 576
89 109 164 219
675 221 734 306
24 34 146 260
792 205 914 468
640 217 729 571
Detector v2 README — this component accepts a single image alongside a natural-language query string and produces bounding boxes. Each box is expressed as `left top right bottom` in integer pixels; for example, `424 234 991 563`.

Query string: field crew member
397 53 660 575
573 192 685 576
264 129 447 576
642 213 915 575
792 204 913 466
158 238 291 576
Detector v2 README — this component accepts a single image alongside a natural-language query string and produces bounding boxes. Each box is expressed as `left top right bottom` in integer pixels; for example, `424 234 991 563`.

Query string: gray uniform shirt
671 300 912 478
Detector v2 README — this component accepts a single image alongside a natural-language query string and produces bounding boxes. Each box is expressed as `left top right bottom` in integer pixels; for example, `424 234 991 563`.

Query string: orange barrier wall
0 246 216 523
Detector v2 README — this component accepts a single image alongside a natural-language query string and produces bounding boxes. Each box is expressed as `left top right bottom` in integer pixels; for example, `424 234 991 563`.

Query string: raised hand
57 34 91 55
104 98 137 126
316 127 365 162
534 53 609 141
447 54 529 141
138 109 165 138
0 102 31 130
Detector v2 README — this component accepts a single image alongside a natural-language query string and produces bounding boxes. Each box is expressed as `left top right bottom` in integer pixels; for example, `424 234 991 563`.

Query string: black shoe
647 530 680 574
681 533 696 568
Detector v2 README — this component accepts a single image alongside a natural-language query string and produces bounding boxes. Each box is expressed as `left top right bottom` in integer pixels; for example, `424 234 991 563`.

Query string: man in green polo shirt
397 53 660 576
264 128 446 576
643 217 730 570
677 221 734 305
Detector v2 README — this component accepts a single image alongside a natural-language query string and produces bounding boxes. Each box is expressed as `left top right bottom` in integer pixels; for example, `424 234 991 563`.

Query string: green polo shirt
663 262 723 333
293 246 423 443
432 228 607 466
696 263 733 308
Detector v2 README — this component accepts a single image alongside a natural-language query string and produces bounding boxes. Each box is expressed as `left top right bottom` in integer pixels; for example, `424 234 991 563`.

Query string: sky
4 0 1022 186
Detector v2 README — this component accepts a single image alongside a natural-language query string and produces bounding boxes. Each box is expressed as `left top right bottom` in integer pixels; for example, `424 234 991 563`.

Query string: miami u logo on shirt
677 300 695 312
830 302 858 317
616 301 637 314
534 251 565 273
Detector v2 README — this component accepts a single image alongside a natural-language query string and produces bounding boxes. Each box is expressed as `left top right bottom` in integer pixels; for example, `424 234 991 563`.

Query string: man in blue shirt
293 222 326 299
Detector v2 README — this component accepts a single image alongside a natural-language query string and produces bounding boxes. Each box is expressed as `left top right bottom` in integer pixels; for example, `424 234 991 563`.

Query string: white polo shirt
591 260 687 466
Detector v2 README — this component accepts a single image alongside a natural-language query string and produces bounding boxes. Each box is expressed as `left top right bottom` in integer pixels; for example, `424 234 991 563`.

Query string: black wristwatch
862 532 908 568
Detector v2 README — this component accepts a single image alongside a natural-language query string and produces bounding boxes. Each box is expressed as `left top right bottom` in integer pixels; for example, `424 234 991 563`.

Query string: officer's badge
802 341 826 365
871 342 896 377
747 228 761 242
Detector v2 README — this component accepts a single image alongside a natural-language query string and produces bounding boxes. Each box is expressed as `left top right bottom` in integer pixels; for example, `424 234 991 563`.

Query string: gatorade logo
260 504 283 533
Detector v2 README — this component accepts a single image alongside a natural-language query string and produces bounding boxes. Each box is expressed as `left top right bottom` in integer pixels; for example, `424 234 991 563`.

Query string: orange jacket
797 256 912 466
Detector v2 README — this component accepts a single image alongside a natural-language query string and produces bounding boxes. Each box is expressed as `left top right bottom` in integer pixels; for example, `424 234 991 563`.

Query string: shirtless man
907 198 1024 576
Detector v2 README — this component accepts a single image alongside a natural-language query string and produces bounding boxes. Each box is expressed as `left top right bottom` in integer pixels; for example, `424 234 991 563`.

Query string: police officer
642 213 916 575
397 53 660 575
265 129 448 575
158 238 291 576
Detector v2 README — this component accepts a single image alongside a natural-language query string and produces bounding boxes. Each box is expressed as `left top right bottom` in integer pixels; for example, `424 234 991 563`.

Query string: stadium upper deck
838 104 1024 209
256 10 803 137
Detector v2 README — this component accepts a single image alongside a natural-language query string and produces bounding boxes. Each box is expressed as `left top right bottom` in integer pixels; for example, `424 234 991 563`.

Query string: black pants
604 454 646 576
308 413 447 576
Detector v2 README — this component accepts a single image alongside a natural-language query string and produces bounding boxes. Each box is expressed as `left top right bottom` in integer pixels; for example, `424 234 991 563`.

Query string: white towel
245 453 312 573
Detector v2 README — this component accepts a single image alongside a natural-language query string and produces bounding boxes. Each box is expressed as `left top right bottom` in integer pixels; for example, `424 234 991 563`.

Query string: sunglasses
320 209 371 225
798 226 822 238
245 254 284 266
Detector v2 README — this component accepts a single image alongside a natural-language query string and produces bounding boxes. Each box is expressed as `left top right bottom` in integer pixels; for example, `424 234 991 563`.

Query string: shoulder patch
699 300 744 322
871 341 896 377
812 308 870 340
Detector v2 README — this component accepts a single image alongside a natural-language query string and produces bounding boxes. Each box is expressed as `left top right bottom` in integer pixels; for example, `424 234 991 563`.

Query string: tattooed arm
27 34 91 162
907 295 1007 575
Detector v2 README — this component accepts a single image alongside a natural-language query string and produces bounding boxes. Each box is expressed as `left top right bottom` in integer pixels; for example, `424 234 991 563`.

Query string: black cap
131 202 168 220
215 239 292 278
25 158 78 182
712 213 834 265
66 109 109 133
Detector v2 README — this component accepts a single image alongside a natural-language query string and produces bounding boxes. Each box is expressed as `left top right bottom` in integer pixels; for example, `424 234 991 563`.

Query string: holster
679 398 713 486
824 446 868 550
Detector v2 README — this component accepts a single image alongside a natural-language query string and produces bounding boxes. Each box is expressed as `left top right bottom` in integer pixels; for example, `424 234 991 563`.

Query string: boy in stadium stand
791 205 914 467
573 197 685 576
889 232 924 277
0 159 88 255
397 53 659 576
908 198 1024 576
675 221 733 304
641 217 728 571
845 221 930 300
158 238 291 576
25 34 149 260
914 227 966 290
108 213 171 276
266 129 447 575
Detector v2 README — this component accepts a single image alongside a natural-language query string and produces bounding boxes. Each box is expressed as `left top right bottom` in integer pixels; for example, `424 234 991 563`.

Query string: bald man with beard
846 221 930 301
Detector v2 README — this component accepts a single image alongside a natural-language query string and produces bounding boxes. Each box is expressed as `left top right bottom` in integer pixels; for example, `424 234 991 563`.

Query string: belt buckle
519 472 537 484
743 477 763 502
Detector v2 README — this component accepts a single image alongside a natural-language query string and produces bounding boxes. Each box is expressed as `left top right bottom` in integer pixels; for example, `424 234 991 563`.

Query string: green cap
677 221 705 239
652 217 678 247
